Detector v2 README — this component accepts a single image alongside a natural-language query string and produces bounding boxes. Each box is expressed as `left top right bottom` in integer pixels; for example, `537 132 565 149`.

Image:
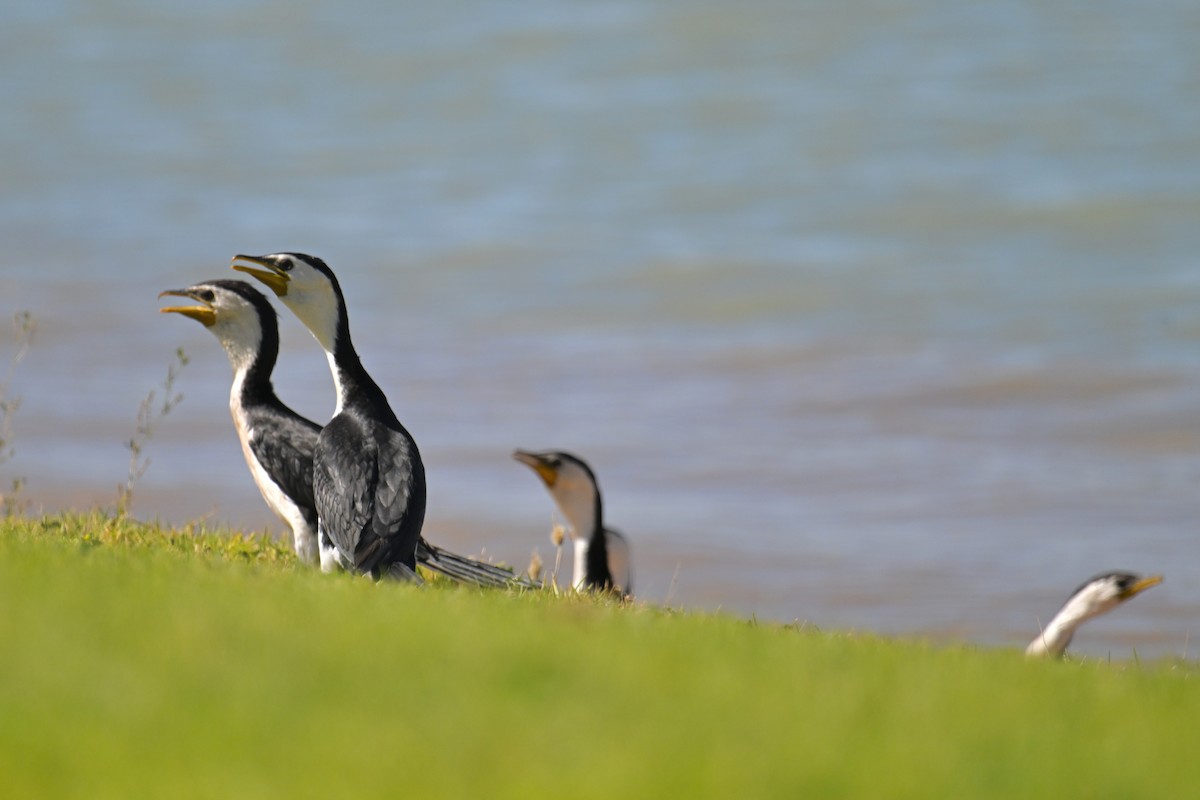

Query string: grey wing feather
369 427 416 530
359 424 424 574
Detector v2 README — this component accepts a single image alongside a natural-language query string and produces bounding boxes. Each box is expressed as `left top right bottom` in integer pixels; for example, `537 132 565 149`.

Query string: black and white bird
513 449 631 597
231 252 425 580
1025 571 1163 658
160 278 336 570
161 278 525 587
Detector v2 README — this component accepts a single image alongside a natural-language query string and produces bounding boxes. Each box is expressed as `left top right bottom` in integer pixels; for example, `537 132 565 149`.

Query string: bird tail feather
416 539 536 589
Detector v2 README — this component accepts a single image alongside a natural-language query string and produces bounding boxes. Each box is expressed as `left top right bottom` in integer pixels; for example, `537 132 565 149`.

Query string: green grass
1 513 1197 798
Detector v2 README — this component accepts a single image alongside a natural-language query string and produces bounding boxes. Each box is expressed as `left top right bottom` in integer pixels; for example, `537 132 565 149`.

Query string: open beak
231 254 289 297
1121 575 1164 600
158 288 216 327
513 450 558 487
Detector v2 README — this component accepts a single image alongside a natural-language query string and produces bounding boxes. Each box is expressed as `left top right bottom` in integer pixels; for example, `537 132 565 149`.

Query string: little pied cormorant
231 252 425 581
1025 571 1163 658
161 278 525 587
160 278 335 570
513 449 632 597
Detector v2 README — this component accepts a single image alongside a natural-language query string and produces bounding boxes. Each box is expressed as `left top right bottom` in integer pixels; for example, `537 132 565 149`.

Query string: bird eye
279 259 293 272
198 290 215 302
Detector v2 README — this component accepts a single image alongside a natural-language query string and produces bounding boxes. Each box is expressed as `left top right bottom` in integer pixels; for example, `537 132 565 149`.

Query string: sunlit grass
1 513 1196 798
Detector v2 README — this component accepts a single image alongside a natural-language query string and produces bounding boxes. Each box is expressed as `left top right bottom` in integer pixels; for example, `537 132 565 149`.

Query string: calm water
3 0 1199 657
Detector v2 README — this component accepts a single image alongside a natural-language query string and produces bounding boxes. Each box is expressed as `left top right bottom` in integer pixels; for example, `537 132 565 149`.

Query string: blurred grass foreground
1 513 1197 798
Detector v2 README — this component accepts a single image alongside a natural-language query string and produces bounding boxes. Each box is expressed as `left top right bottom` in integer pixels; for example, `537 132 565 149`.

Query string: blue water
3 0 1199 656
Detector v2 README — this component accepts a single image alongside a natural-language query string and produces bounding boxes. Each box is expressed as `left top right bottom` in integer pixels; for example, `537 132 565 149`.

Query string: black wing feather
314 414 377 568
363 420 424 573
315 412 424 576
244 407 320 517
370 424 416 530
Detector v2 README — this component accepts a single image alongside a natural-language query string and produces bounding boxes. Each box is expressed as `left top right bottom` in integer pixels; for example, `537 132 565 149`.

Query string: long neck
221 320 277 406
1026 595 1106 657
556 485 601 546
303 291 388 417
228 341 268 451
1025 618 1075 658
331 334 392 414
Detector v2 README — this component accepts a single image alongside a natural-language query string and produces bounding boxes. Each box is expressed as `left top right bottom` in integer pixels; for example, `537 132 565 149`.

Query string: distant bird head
512 449 601 542
1026 571 1163 658
232 252 343 353
1067 571 1163 615
159 279 276 370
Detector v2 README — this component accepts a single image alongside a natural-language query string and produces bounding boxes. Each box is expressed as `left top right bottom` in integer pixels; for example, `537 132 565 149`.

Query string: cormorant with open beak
1026 571 1163 658
161 278 526 586
231 252 424 580
513 449 631 597
160 278 335 569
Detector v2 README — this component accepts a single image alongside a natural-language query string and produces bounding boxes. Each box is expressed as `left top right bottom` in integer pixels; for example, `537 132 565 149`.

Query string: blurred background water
3 0 1199 657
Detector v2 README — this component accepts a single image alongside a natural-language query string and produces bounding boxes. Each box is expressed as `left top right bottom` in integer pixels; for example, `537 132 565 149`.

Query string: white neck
279 285 341 358
229 363 250 410
571 538 590 591
326 350 347 416
550 484 598 545
214 316 263 380
1025 618 1076 657
1026 592 1116 657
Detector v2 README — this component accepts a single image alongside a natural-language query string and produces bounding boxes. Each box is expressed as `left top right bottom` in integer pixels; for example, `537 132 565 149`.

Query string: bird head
1083 572 1163 608
231 252 343 353
1056 571 1164 627
159 279 275 368
512 449 601 541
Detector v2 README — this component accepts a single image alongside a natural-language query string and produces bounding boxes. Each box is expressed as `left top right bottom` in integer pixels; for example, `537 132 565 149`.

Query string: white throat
549 480 598 545
281 287 341 357
214 315 263 379
280 287 347 417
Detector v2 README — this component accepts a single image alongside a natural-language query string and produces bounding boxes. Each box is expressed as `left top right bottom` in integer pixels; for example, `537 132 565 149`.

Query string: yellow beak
513 450 558 487
158 289 216 327
231 254 289 297
1122 575 1164 599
